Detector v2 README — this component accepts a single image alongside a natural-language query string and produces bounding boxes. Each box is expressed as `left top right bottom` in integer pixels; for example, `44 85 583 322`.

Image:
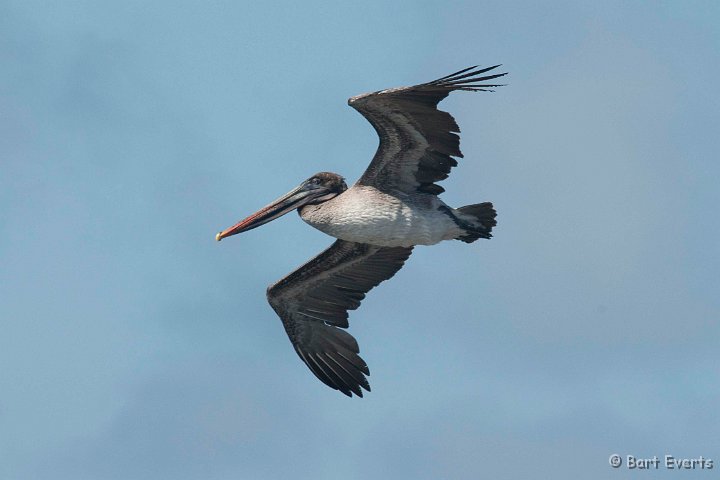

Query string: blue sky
1 1 719 478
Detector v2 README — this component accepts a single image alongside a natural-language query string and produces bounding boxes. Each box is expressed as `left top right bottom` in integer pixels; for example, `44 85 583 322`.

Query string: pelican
217 65 506 397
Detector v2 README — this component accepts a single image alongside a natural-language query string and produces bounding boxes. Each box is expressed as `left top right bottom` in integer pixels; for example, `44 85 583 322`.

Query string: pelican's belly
300 187 461 247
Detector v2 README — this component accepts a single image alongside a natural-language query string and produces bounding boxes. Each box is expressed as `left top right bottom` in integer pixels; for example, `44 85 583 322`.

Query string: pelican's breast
299 186 460 247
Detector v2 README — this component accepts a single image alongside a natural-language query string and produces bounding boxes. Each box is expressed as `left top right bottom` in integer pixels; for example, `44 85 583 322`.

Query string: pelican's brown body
217 66 505 396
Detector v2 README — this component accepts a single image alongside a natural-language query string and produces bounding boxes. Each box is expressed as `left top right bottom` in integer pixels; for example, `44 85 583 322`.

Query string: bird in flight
217 65 506 397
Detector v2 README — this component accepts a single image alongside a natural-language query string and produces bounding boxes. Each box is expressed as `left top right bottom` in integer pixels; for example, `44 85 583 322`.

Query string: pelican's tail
454 202 497 243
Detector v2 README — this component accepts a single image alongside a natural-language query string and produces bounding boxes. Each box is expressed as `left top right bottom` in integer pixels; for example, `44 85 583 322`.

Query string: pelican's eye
311 177 321 185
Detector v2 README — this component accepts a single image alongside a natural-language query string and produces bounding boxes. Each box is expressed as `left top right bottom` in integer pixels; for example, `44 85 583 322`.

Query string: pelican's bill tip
215 232 222 242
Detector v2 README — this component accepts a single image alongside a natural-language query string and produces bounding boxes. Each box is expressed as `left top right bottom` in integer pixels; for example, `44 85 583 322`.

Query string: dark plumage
217 66 505 397
350 65 506 195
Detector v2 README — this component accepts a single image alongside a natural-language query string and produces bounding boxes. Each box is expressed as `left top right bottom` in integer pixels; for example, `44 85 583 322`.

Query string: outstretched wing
267 240 413 397
349 65 506 195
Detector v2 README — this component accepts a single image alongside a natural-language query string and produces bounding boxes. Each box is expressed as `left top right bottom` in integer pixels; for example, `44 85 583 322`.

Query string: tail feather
455 202 497 243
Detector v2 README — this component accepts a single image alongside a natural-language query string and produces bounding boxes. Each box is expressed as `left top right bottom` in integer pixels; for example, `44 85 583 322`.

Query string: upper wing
349 65 506 195
267 240 413 397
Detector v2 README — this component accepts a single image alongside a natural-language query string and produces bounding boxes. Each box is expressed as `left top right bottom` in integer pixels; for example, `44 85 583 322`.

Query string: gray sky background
2 1 719 479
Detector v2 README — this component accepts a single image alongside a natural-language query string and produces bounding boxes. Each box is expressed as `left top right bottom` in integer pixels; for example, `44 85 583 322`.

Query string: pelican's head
216 172 347 241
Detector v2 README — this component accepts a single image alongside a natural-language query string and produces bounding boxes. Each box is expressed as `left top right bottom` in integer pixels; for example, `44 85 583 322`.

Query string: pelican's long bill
216 180 331 241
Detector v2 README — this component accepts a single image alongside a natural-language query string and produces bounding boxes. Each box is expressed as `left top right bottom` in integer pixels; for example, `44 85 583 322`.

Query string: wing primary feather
430 65 479 83
454 84 506 89
316 339 370 378
427 64 502 85
445 72 508 85
309 353 352 397
431 64 503 84
327 352 371 391
316 353 362 397
456 87 499 92
336 349 370 375
295 347 338 391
